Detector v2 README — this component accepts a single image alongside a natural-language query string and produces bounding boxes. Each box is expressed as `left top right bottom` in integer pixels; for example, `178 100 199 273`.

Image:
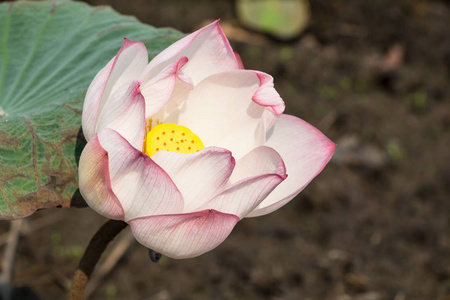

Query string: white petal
140 56 193 119
129 209 240 259
151 147 235 213
95 80 145 150
82 39 148 141
143 20 239 85
78 134 125 220
97 129 184 221
229 146 286 184
177 70 265 160
196 147 287 218
247 115 335 217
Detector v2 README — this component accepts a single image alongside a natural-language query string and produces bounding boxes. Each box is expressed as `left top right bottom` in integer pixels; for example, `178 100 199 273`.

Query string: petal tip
121 38 146 49
322 137 337 160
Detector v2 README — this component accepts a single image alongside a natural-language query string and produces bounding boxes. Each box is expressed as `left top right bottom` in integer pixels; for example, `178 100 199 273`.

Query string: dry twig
0 219 24 300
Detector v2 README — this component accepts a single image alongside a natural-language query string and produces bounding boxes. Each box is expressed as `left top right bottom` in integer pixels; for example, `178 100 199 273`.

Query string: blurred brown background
2 0 450 299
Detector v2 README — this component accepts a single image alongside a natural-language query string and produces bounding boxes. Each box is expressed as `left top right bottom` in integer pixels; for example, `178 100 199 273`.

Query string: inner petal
144 124 205 156
177 71 265 160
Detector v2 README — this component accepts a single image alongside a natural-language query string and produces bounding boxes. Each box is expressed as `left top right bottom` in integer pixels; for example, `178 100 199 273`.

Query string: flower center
144 124 205 156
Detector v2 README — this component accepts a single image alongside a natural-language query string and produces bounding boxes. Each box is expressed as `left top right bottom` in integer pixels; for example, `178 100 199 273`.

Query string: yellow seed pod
144 124 205 157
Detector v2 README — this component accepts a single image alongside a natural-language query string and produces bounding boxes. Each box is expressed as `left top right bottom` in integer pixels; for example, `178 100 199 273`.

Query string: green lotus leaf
0 0 183 219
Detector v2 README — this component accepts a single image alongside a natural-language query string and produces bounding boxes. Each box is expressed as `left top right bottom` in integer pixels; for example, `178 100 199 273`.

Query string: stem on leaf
69 219 128 300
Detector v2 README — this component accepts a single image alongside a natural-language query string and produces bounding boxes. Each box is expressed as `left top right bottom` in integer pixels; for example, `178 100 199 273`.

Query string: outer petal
82 39 148 141
97 129 184 221
247 115 336 217
196 146 287 218
128 209 240 259
151 147 235 213
78 135 125 220
143 20 239 85
95 79 145 150
140 56 193 119
178 70 271 160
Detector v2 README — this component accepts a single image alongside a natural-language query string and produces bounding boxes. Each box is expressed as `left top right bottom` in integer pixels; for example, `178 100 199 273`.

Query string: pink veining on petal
82 39 148 141
82 58 115 142
128 209 240 259
97 129 184 221
151 146 236 213
199 173 286 219
95 79 146 150
78 134 125 220
197 146 287 218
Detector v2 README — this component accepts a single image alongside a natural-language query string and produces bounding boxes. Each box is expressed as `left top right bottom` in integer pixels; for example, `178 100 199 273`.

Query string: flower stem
69 219 128 300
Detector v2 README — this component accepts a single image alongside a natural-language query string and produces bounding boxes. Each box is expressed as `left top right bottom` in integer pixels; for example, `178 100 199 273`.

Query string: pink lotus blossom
78 21 335 259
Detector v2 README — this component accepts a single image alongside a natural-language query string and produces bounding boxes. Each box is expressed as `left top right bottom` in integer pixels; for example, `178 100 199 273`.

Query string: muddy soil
2 0 450 299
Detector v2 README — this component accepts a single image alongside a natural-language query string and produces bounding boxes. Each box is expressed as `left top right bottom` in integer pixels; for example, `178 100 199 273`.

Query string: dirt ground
1 0 450 299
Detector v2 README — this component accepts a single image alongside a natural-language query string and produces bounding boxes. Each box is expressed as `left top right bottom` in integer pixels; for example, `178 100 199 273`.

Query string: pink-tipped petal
251 71 285 115
178 70 267 160
196 146 287 218
97 129 184 221
247 115 336 217
129 209 240 259
78 135 124 220
82 58 115 142
96 80 145 150
140 56 193 118
82 39 148 141
151 147 235 213
143 20 239 85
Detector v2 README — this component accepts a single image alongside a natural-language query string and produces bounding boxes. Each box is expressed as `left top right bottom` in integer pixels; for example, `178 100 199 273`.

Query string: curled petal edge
95 79 146 150
251 71 285 115
140 56 193 118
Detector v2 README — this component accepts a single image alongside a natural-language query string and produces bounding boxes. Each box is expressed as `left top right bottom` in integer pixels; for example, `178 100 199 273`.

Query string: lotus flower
79 21 335 259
